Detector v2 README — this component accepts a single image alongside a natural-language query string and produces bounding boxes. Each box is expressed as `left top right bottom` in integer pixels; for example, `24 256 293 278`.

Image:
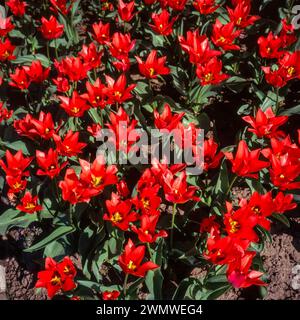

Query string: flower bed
0 0 299 300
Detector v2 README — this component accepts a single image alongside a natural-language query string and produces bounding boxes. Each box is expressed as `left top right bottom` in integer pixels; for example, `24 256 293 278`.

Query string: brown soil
221 217 300 300
1 213 300 300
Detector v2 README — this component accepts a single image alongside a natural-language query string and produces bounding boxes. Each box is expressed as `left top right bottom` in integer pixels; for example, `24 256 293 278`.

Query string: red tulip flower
204 235 247 265
0 102 13 123
6 175 27 194
14 111 56 140
203 138 224 171
16 191 43 213
0 38 16 61
279 51 300 81
109 32 136 60
40 16 64 40
132 186 162 216
193 0 220 14
179 31 221 65
92 21 110 44
24 60 50 83
0 16 14 37
118 239 159 277
0 149 33 178
227 252 266 288
105 106 140 152
240 191 275 230
273 192 297 214
261 66 287 88
102 290 120 300
224 204 258 241
280 19 297 47
103 192 138 231
53 76 70 93
79 43 102 70
58 91 90 117
82 78 108 109
53 130 87 157
36 148 68 179
132 214 168 243
196 57 229 86
227 2 260 28
117 180 130 198
150 9 177 36
118 0 136 22
59 56 89 82
257 32 284 59
168 0 188 11
269 154 300 190
9 68 31 90
211 20 242 51
154 104 184 131
6 0 27 16
136 50 170 79
36 257 76 299
59 168 99 204
79 155 118 192
162 170 200 204
105 74 136 105
242 107 288 138
224 140 269 178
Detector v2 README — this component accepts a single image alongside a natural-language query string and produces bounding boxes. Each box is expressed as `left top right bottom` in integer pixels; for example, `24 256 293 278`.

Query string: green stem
123 273 129 297
226 175 238 196
53 177 60 204
275 87 280 114
147 243 153 260
100 109 104 127
170 203 177 251
54 39 59 60
46 42 50 61
93 68 98 82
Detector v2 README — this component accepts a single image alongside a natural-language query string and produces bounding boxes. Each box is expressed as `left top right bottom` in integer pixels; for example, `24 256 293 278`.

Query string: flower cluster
0 0 299 301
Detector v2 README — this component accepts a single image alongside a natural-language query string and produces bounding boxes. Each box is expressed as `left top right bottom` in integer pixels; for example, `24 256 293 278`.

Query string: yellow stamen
111 212 123 223
127 260 137 271
91 175 103 187
229 218 240 234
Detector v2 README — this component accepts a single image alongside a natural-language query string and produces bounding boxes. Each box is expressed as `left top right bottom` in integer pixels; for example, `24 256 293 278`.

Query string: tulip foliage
0 0 299 300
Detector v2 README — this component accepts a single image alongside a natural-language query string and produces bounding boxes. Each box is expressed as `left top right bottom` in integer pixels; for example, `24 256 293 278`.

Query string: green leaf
201 284 231 300
169 66 188 95
261 91 283 111
246 178 266 194
11 54 50 67
172 278 197 300
126 278 144 300
77 280 102 292
272 213 290 228
280 105 300 116
24 225 75 252
145 239 164 300
44 238 70 259
225 76 249 93
213 159 229 197
0 209 37 235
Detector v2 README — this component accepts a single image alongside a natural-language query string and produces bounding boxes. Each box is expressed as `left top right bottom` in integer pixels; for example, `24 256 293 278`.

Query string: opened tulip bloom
118 239 159 277
131 214 168 243
224 140 269 178
16 192 43 213
103 193 138 231
36 257 76 299
136 50 170 79
40 16 64 40
150 9 177 36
